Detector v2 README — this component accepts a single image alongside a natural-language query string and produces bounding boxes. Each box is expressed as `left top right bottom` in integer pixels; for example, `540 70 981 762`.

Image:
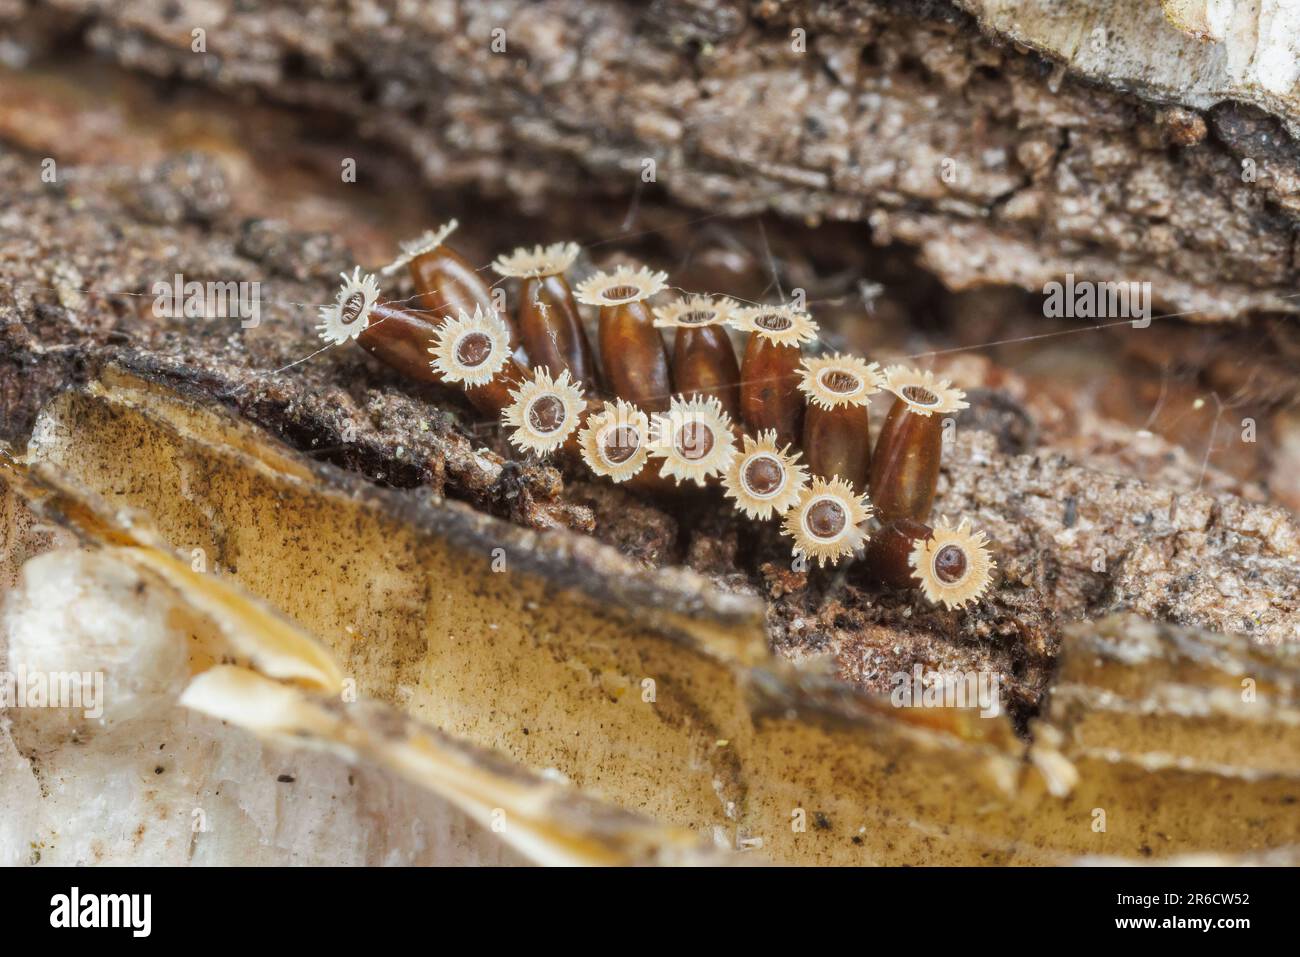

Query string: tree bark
3 0 1298 320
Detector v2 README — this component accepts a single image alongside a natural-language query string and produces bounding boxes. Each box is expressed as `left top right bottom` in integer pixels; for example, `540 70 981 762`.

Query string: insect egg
501 367 586 456
333 222 997 608
578 399 652 483
426 305 526 415
653 295 742 422
869 365 969 524
316 267 381 346
731 304 819 449
384 220 526 361
648 394 737 487
722 429 808 520
781 475 872 568
907 516 995 609
575 265 672 413
493 242 597 385
797 353 883 493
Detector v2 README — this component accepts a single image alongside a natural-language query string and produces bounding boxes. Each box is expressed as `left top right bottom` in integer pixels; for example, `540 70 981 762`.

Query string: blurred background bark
3 1 1300 719
1 0 1298 318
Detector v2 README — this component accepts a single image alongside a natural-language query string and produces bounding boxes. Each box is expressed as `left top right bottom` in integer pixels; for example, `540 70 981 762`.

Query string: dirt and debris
5 0 1299 321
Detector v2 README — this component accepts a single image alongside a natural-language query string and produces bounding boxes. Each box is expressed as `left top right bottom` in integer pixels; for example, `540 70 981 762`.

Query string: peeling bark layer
7 376 1300 864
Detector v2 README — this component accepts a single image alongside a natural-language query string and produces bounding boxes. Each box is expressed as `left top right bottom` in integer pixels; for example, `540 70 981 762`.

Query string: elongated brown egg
356 301 442 385
869 366 969 525
520 275 598 384
653 295 741 421
575 266 672 413
462 360 528 417
382 221 526 363
493 242 598 386
862 518 933 589
732 305 819 449
863 515 996 608
797 353 883 492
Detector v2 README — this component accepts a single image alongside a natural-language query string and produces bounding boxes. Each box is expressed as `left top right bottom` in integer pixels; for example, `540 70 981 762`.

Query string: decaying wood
3 0 1299 321
4 377 1299 864
0 463 712 865
1 0 1299 865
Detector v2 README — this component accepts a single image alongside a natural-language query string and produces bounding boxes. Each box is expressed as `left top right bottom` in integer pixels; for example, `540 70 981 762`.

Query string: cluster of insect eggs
315 221 995 610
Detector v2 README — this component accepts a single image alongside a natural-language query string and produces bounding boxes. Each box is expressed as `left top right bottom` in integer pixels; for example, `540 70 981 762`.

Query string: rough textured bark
2 0 1298 321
